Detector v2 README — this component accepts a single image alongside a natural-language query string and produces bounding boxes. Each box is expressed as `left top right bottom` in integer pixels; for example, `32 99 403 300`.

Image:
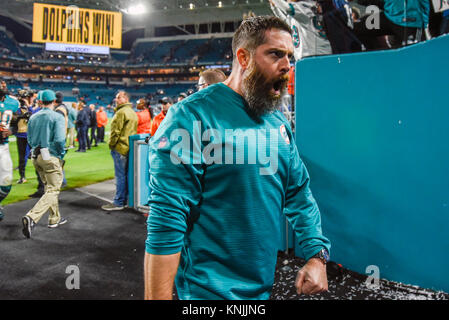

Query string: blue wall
295 35 449 292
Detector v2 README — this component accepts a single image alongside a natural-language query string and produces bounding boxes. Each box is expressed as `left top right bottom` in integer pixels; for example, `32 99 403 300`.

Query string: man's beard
241 61 289 119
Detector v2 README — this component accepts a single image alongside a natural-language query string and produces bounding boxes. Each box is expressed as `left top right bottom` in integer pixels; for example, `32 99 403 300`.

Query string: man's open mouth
271 78 287 96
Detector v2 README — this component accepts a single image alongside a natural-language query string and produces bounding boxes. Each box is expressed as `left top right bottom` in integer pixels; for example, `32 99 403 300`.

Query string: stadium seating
0 28 24 58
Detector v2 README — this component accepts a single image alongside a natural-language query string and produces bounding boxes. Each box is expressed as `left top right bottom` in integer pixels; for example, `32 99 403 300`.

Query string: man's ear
236 47 251 70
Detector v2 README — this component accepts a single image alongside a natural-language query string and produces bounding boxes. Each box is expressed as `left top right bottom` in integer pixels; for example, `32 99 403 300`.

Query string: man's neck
223 69 244 97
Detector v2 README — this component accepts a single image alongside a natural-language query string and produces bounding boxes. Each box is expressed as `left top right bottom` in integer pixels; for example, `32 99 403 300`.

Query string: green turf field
3 126 114 205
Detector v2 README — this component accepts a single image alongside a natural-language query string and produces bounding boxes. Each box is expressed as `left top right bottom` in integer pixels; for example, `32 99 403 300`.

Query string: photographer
13 89 35 184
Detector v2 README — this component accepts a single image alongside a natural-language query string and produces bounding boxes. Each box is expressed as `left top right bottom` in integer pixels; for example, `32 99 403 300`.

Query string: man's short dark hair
232 15 292 59
55 91 64 104
0 88 6 101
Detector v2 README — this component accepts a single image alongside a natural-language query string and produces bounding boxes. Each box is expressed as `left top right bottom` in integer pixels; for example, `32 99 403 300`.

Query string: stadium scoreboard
32 3 122 49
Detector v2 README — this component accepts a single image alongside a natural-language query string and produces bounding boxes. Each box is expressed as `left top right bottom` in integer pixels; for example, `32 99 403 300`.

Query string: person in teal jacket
22 89 67 238
352 0 430 49
144 16 331 300
0 86 19 221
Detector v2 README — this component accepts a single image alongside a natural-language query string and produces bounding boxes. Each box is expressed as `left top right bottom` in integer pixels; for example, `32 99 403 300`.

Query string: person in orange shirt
150 97 173 137
96 106 108 143
136 98 152 135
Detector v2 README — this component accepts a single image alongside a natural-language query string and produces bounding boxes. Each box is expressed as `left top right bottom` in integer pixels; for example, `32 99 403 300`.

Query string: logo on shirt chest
280 124 290 145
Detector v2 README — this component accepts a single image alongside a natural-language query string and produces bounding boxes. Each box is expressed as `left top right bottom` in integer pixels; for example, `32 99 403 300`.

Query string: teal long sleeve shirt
146 83 330 300
27 108 66 159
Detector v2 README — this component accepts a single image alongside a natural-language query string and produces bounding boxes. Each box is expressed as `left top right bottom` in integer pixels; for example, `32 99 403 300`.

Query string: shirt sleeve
53 113 67 158
283 131 331 261
109 112 123 149
146 104 204 255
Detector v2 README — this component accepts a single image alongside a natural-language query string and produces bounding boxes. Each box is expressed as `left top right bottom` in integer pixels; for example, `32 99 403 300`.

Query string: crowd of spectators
0 66 228 215
269 0 448 58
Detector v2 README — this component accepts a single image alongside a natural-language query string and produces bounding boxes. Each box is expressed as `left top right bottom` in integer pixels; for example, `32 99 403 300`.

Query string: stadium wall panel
295 35 449 292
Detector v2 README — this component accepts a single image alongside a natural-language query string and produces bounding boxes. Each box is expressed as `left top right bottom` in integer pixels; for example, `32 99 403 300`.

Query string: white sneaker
48 217 68 228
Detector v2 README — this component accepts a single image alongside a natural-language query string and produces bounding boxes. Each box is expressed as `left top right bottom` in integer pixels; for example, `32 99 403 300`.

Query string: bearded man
144 16 330 300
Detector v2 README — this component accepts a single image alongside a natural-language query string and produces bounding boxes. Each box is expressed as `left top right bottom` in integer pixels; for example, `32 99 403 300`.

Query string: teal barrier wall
295 35 449 292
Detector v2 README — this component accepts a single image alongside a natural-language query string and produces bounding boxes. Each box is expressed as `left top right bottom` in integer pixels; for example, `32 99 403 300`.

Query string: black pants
77 126 88 151
16 137 29 179
353 11 420 50
88 126 97 147
97 126 105 142
321 2 362 54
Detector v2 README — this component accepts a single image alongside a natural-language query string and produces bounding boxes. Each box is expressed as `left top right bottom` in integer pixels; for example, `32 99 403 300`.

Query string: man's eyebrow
267 48 294 57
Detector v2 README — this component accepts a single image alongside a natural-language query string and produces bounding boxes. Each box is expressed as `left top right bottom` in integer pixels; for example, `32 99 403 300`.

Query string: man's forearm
144 251 181 300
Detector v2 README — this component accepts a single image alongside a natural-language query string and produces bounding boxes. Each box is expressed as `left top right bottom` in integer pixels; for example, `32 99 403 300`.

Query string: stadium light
218 1 223 8
126 3 147 15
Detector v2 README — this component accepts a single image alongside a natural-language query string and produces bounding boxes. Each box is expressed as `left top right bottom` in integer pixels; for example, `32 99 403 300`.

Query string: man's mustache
268 74 289 89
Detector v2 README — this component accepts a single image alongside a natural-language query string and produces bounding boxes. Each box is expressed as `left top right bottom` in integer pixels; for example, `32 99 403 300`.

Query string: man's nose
279 55 290 74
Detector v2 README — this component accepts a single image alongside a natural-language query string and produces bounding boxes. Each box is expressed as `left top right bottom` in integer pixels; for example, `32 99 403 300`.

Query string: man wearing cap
177 92 188 102
101 91 137 211
0 85 19 221
22 90 67 238
150 97 172 137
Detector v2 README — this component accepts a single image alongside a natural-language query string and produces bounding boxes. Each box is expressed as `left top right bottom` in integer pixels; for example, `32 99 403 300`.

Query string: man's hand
0 125 12 139
295 258 328 295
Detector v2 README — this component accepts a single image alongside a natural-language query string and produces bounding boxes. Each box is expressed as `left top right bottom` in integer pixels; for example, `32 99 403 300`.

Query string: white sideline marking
75 188 113 204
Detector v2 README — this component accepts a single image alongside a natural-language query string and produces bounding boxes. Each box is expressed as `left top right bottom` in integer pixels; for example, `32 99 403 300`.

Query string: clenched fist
295 258 328 295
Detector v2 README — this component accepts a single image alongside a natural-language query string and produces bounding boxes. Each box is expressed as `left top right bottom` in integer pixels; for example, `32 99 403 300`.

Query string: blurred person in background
54 92 68 132
177 92 188 102
0 85 19 221
101 91 137 211
75 102 90 153
67 102 78 149
136 98 152 135
88 104 98 148
0 80 7 92
96 106 108 143
269 0 332 59
196 69 227 91
150 97 173 137
351 0 430 50
28 90 45 198
22 89 67 238
12 89 35 184
54 92 70 189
